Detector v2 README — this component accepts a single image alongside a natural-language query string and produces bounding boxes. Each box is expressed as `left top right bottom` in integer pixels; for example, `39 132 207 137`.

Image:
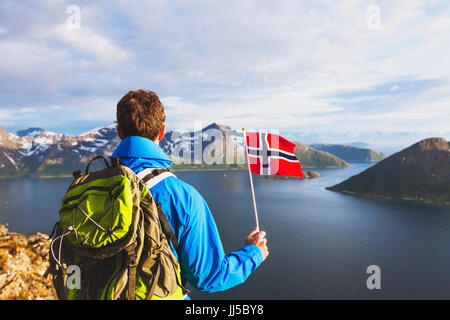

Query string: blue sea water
1 163 449 299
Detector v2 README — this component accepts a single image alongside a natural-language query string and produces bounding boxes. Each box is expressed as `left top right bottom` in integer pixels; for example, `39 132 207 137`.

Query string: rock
260 170 320 179
0 225 8 236
0 225 57 300
28 233 51 258
305 171 321 178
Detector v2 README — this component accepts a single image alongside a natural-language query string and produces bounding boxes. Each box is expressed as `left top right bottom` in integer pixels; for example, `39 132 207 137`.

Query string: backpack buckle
111 156 121 167
127 254 138 268
126 244 138 268
73 170 82 179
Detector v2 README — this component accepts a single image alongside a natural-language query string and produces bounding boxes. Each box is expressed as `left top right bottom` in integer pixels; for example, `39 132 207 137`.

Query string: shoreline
0 164 355 180
0 168 247 179
0 175 73 180
326 188 450 208
171 167 247 172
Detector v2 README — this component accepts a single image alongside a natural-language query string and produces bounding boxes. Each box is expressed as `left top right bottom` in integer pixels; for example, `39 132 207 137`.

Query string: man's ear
117 125 124 140
156 124 166 142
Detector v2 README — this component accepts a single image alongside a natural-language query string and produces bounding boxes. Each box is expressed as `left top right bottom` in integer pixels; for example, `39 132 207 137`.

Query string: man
111 89 269 299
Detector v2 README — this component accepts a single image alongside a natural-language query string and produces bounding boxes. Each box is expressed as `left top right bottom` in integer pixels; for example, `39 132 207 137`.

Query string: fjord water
1 163 450 299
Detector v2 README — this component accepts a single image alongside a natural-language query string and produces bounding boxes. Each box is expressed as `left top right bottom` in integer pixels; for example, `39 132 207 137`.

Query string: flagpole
242 128 260 231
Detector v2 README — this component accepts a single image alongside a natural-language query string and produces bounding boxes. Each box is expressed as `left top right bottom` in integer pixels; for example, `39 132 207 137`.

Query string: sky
0 0 449 150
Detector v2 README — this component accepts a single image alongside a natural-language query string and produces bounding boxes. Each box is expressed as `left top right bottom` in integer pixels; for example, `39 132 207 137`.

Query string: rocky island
327 138 450 206
294 143 350 168
310 143 386 162
261 170 321 180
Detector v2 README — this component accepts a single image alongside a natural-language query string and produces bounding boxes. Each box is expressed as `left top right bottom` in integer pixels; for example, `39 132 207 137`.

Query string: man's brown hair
116 89 166 140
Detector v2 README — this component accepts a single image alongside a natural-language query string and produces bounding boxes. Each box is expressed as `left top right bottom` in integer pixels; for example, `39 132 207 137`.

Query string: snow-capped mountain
160 123 246 165
16 127 47 138
0 123 246 176
1 122 373 177
0 123 119 176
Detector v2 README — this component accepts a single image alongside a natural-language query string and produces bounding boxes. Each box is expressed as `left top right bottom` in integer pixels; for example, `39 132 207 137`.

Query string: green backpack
48 156 188 300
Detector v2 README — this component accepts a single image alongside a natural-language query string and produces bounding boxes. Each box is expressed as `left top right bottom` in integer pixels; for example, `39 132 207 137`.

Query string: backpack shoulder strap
137 168 176 189
138 167 189 293
137 168 180 252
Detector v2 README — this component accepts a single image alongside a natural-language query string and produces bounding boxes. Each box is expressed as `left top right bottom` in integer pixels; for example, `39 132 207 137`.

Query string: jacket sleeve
178 185 264 293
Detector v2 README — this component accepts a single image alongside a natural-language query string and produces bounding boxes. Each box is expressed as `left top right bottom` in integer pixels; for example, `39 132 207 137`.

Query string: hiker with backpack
49 89 268 300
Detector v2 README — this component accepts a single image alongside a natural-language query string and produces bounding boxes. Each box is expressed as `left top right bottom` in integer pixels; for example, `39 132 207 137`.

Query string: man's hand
244 227 269 261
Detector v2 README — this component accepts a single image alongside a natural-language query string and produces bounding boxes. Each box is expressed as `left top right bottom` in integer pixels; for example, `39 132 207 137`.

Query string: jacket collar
110 136 172 170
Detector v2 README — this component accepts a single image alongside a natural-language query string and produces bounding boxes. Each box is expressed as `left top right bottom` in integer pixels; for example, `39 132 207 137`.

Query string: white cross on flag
245 131 304 178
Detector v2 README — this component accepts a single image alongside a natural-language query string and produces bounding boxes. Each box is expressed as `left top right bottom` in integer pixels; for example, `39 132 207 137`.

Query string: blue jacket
110 136 263 297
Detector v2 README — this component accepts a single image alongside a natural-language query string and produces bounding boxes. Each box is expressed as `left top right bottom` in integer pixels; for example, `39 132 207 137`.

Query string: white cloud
0 40 69 80
390 85 400 92
1 0 450 136
46 23 128 67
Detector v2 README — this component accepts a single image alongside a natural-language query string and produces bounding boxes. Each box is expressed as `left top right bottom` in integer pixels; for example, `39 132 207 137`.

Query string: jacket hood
110 136 172 170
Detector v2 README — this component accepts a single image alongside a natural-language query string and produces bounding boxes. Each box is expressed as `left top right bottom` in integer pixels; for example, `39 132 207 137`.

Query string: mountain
160 122 246 169
0 123 351 177
294 143 350 168
310 143 386 162
16 127 45 137
290 131 450 156
0 124 119 177
0 123 247 176
348 142 372 148
327 138 450 205
161 125 349 169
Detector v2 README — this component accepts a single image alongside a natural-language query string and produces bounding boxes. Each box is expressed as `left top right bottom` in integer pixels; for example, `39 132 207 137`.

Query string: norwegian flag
245 131 303 178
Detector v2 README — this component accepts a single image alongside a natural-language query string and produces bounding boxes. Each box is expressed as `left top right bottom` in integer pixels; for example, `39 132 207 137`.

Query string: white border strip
137 168 177 189
146 172 176 189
